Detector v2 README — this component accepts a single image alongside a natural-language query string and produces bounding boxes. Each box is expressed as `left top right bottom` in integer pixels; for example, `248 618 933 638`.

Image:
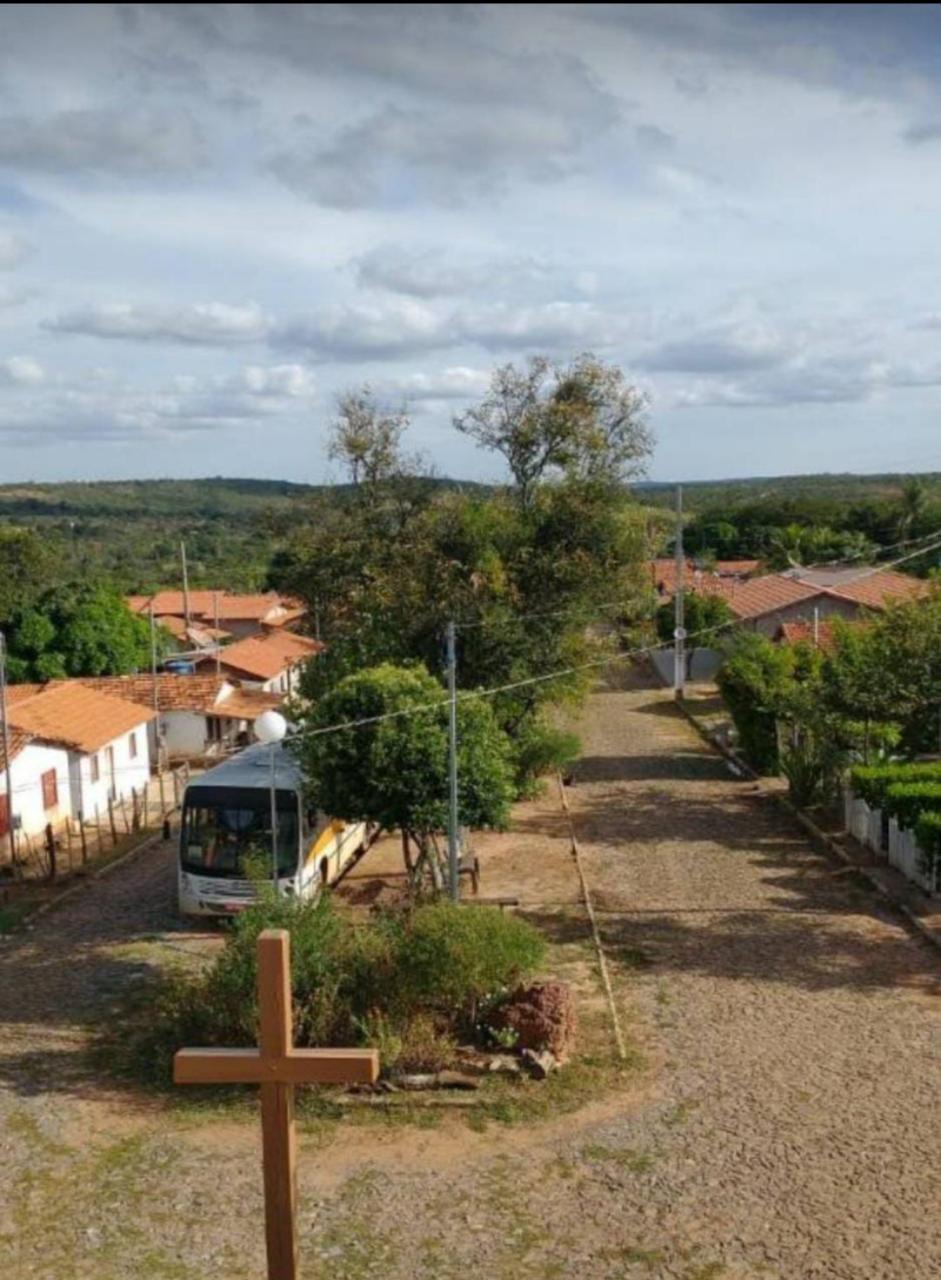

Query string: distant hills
1 470 938 522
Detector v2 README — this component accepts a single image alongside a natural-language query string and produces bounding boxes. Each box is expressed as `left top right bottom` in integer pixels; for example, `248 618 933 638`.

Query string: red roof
0 727 32 771
824 569 932 610
776 621 838 652
8 684 156 753
651 559 761 594
213 631 322 681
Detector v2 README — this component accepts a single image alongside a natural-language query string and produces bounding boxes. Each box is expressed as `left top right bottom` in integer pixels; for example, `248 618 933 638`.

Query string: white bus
178 742 367 918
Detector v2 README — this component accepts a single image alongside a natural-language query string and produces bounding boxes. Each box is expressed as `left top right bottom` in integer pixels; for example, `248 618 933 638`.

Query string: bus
178 742 368 918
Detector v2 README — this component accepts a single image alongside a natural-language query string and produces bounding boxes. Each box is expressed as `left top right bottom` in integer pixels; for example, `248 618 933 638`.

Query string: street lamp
254 712 288 886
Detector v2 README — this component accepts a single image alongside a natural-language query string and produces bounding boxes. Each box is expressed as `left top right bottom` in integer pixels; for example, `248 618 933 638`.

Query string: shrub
914 810 941 875
850 762 941 810
883 782 941 831
717 633 796 772
125 892 546 1086
513 718 581 797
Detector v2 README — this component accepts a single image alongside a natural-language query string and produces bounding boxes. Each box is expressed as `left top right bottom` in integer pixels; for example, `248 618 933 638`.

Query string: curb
675 697 941 955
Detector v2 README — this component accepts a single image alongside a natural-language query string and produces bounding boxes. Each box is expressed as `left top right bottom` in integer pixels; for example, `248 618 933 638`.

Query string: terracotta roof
214 631 322 681
209 688 284 720
126 590 296 624
776 621 838 652
263 607 307 629
75 673 230 713
651 559 761 594
704 574 822 620
5 683 46 705
8 683 156 754
0 727 32 771
823 569 932 610
211 594 286 621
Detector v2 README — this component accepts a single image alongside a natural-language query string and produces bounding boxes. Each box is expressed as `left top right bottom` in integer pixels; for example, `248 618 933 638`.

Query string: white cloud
235 364 316 398
0 355 44 386
385 366 491 402
639 322 792 373
273 299 452 362
44 301 269 346
455 301 619 352
0 230 31 270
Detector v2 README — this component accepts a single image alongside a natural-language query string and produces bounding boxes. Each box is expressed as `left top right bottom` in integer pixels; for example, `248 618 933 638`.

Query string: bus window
181 791 298 878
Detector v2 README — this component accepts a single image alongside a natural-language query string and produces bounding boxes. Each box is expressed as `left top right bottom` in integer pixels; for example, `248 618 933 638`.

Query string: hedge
849 762 941 811
914 810 941 872
883 781 941 831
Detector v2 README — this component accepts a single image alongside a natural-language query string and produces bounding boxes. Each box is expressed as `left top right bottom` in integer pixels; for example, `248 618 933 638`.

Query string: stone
435 1070 481 1091
489 981 577 1058
520 1048 558 1080
487 1054 522 1076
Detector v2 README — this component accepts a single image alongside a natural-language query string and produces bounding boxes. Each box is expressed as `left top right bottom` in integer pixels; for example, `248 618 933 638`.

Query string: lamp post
254 711 288 887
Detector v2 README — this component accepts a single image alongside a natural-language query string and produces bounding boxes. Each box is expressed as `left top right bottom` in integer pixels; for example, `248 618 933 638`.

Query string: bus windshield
181 786 299 878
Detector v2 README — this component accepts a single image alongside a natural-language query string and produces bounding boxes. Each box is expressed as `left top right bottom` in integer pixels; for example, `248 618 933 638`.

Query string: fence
843 789 938 895
3 764 191 885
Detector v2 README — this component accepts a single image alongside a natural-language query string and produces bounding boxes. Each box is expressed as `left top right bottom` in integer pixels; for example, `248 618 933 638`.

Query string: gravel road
0 669 938 1280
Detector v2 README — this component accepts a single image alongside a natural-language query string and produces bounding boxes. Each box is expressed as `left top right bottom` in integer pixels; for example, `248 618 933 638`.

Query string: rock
393 1073 438 1090
520 1048 558 1080
489 981 577 1058
435 1070 481 1091
487 1054 522 1076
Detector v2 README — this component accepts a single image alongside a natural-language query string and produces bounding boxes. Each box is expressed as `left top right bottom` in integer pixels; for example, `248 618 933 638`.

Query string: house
6 683 155 824
126 591 305 641
659 565 931 639
651 559 761 599
0 728 72 849
68 674 284 762
198 630 322 694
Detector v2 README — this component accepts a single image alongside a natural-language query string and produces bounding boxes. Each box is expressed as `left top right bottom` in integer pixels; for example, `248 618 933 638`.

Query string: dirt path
1 670 939 1280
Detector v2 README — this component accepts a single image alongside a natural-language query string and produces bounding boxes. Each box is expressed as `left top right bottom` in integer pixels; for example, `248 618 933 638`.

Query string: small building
6 683 155 824
0 729 72 848
72 674 284 763
127 591 305 641
199 631 322 694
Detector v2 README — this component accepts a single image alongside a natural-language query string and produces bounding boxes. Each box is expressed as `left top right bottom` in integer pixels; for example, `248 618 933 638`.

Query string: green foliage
513 717 581 796
5 583 161 681
125 890 545 1085
849 762 941 810
655 590 734 645
716 633 797 772
294 663 514 838
883 782 941 831
913 810 941 872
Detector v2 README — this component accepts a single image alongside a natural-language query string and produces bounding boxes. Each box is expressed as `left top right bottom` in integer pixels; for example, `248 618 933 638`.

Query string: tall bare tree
328 386 408 487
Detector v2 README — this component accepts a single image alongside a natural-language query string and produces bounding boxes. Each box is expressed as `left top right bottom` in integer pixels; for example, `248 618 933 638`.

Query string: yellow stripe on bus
304 820 346 866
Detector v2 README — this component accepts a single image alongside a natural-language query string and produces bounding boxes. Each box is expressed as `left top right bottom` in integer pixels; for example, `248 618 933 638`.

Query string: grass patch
664 1099 699 1127
581 1142 654 1173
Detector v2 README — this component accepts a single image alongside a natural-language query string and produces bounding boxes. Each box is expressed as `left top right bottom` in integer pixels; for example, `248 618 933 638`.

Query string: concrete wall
74 726 152 820
160 710 211 760
650 647 724 686
749 595 862 638
0 742 72 838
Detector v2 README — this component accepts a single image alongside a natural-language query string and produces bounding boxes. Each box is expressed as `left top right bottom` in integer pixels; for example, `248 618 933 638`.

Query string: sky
1 3 941 486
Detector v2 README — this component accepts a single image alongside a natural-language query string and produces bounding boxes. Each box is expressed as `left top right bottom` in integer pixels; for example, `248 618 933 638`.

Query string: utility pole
446 620 460 902
0 632 16 867
149 603 162 770
180 540 190 627
673 485 686 700
214 591 221 677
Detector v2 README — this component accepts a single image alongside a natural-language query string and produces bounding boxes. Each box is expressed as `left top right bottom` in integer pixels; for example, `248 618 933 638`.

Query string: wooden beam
174 1047 379 1086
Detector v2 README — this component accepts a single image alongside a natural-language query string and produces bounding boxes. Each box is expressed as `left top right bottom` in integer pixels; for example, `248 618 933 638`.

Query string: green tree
454 353 651 508
5 584 158 681
0 526 62 625
294 663 515 890
327 385 409 487
655 590 734 648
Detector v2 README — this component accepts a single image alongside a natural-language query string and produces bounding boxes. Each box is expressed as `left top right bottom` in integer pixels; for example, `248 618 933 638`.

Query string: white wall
74 725 152 821
159 710 211 760
0 742 72 838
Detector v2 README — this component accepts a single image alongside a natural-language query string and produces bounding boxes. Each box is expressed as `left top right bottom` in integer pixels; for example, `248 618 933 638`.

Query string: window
41 769 58 811
90 755 100 783
129 732 138 759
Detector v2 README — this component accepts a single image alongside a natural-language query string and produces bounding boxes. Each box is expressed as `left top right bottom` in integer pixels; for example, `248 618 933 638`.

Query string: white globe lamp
254 710 288 745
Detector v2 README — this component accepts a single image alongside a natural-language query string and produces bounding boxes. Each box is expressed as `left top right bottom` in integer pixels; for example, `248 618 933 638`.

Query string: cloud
639 323 791 373
269 100 608 209
273 298 452 362
44 301 269 345
0 356 44 386
383 366 491 402
233 364 316 398
0 283 31 309
352 244 575 301
0 108 204 175
901 121 941 145
0 230 31 269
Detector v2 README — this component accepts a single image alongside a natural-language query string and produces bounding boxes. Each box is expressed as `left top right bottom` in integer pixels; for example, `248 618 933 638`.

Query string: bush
127 890 546 1086
850 762 941 810
717 633 796 772
883 782 941 831
513 717 581 797
914 810 941 875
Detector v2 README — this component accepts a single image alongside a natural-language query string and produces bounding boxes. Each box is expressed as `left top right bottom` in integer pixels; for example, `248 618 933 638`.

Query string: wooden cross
174 928 379 1280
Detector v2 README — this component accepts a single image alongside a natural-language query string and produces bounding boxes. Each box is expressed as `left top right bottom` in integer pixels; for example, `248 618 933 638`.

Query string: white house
7 683 155 823
76 673 285 762
0 729 72 850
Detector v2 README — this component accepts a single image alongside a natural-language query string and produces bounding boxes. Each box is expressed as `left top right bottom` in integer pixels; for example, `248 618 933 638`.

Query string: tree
328 386 408 487
655 590 734 650
454 353 651 507
294 663 514 890
5 584 158 682
0 526 62 626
